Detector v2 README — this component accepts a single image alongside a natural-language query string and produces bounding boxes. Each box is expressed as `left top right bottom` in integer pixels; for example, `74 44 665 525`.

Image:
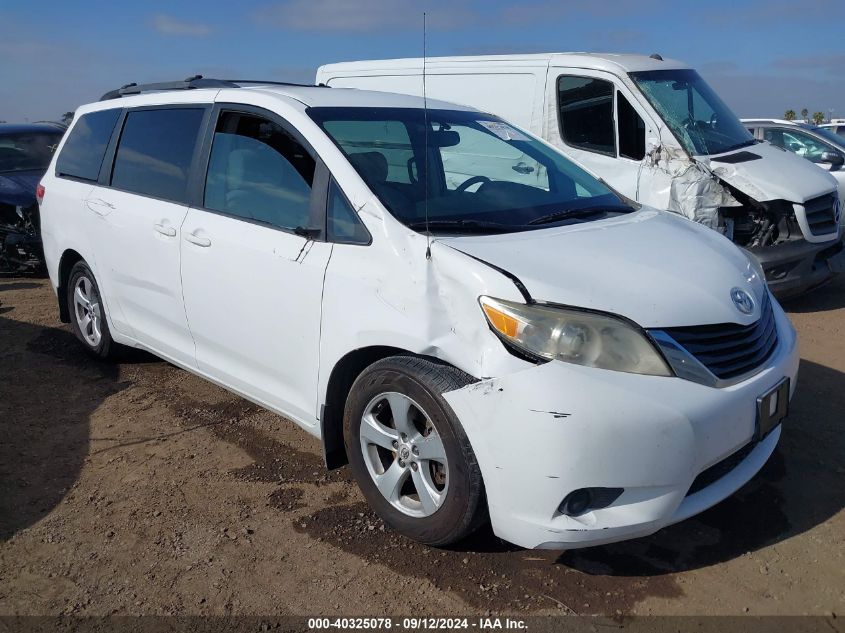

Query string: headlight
480 296 672 376
742 249 767 286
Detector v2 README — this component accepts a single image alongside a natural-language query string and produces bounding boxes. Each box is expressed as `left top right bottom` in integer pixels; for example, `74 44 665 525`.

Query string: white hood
436 209 767 329
706 142 838 204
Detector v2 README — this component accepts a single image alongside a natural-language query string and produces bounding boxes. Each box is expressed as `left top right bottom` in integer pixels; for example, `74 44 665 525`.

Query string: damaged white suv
39 77 799 549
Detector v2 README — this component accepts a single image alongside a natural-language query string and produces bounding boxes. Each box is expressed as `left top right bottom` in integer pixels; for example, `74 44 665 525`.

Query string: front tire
67 261 115 359
343 356 486 546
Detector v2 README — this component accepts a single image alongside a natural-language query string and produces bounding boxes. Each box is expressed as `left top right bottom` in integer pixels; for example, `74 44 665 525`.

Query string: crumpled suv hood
706 141 838 204
437 209 767 329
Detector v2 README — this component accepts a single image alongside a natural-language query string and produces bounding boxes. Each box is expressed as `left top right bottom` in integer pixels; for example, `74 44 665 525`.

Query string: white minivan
317 53 844 298
39 77 798 550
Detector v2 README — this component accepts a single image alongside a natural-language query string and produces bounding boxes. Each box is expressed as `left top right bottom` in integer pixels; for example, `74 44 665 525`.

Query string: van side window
55 109 121 181
204 111 315 230
327 179 370 245
617 92 646 161
111 108 205 203
557 76 615 155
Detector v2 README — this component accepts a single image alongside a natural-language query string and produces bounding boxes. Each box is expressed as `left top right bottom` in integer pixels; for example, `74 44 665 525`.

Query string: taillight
36 183 45 205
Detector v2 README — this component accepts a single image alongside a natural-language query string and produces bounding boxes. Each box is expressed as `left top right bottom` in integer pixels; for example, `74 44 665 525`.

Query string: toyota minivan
39 77 798 550
317 53 844 298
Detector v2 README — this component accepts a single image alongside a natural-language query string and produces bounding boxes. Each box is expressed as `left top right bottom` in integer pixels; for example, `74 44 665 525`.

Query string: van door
179 106 332 427
545 70 655 201
87 106 209 366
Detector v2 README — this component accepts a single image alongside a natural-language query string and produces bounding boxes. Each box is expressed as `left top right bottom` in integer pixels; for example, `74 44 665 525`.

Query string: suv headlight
480 296 672 376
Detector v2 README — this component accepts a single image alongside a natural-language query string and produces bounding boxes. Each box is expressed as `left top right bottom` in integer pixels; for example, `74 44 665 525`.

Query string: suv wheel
343 356 487 546
67 261 115 359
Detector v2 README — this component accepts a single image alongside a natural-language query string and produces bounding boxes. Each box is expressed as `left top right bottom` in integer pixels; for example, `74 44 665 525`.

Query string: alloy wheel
359 391 449 517
73 275 102 347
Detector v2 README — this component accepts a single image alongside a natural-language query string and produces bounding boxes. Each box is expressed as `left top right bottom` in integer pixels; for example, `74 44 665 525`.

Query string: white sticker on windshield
477 120 529 142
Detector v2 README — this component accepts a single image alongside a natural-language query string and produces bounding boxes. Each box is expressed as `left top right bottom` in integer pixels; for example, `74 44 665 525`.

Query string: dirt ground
0 275 843 618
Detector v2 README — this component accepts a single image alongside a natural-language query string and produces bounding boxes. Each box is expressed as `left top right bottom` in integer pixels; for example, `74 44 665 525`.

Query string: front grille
686 442 754 496
662 292 778 381
803 193 838 236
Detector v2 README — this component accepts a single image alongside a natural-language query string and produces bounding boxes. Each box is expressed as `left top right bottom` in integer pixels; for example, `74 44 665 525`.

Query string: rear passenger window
204 111 315 230
558 76 615 155
111 108 205 203
617 92 646 160
55 109 121 181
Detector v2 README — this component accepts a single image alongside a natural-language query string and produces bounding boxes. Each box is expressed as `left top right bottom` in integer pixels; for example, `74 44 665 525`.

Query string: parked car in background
318 53 844 298
819 123 845 137
744 119 845 214
0 122 65 271
39 76 798 550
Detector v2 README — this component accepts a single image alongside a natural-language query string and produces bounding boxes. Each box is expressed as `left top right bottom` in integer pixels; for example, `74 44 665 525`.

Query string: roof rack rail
222 79 328 89
99 75 326 101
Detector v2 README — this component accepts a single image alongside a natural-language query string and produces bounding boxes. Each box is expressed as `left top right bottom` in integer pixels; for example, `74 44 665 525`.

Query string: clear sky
1 0 843 123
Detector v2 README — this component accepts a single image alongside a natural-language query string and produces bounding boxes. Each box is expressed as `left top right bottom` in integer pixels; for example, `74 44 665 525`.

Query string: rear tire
67 261 115 359
343 356 487 546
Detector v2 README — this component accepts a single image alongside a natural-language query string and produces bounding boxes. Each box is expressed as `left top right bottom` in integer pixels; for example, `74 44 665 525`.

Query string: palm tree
812 111 825 125
801 108 809 122
784 109 796 121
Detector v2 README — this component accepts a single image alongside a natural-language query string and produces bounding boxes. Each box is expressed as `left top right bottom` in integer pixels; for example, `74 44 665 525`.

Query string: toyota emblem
730 287 755 315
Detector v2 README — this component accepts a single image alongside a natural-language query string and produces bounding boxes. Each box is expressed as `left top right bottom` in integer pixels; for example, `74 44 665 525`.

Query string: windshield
308 107 632 234
630 69 754 156
0 132 63 173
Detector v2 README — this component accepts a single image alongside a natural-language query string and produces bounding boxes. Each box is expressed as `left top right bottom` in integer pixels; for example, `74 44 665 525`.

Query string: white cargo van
317 53 845 298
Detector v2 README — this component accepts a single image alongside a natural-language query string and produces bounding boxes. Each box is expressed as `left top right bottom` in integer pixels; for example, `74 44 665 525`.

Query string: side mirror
820 151 844 166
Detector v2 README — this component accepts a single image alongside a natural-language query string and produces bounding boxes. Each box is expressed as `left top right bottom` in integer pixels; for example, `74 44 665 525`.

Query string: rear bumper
748 237 844 300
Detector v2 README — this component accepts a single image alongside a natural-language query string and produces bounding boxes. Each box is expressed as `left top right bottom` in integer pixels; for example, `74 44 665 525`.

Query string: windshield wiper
527 206 629 226
406 219 518 233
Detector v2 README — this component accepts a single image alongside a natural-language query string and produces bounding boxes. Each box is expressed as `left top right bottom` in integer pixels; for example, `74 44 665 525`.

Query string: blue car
0 122 65 271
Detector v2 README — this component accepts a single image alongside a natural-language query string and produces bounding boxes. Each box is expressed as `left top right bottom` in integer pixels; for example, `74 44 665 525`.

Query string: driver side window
204 111 315 230
767 129 831 162
558 76 616 155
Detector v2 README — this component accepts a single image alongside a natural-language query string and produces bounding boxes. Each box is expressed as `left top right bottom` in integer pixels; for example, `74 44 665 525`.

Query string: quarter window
204 111 315 230
327 179 370 244
111 108 205 203
557 76 615 155
55 109 121 181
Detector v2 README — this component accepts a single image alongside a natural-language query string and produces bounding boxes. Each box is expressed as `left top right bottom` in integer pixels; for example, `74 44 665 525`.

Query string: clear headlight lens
742 249 767 285
480 296 671 376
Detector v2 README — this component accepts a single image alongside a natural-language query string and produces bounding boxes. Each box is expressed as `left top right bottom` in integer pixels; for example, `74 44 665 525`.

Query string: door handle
85 198 115 216
154 223 177 237
184 232 211 247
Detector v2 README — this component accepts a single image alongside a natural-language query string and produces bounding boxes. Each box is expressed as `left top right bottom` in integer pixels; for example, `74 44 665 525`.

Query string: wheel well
321 346 409 470
57 249 84 323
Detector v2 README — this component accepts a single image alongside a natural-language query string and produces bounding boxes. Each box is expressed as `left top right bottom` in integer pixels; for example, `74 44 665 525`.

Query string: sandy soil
0 276 843 617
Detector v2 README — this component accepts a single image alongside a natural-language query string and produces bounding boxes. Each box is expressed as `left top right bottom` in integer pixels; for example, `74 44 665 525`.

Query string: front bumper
748 237 844 300
444 299 799 550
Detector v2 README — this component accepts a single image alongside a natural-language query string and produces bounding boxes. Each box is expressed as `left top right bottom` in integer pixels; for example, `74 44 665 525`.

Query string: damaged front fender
316 206 530 417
